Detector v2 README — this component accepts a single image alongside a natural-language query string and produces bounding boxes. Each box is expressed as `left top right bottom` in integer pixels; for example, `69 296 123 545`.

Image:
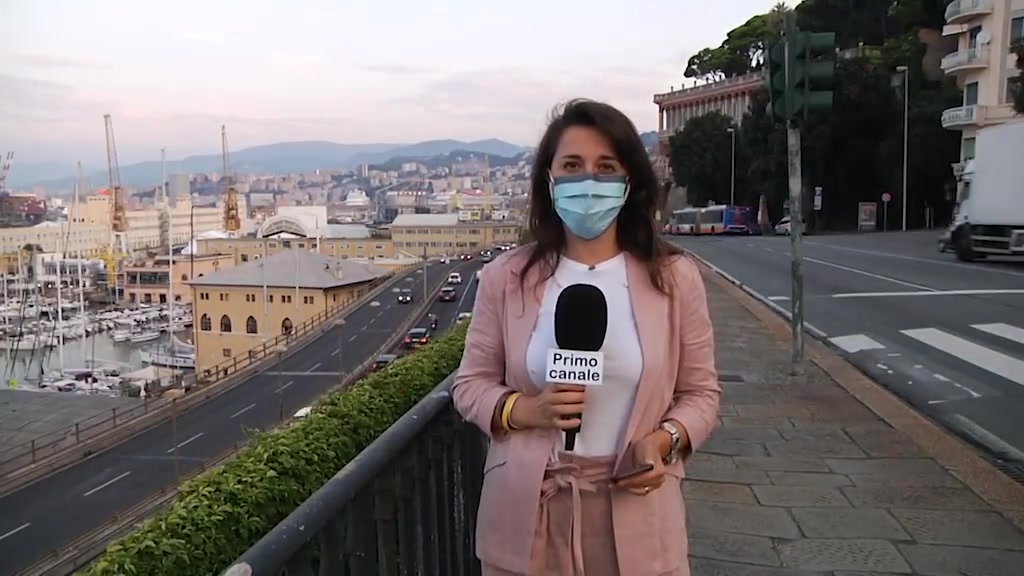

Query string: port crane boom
221 125 241 236
104 114 130 296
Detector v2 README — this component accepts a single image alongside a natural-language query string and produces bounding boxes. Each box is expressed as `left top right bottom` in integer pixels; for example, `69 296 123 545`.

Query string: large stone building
941 0 1023 174
187 249 388 373
389 214 520 257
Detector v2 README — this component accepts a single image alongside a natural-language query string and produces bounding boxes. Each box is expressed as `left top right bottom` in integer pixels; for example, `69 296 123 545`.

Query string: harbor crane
221 125 241 237
104 114 130 294
0 151 12 196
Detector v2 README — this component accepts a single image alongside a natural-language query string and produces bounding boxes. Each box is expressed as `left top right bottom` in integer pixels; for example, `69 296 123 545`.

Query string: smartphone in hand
610 462 654 483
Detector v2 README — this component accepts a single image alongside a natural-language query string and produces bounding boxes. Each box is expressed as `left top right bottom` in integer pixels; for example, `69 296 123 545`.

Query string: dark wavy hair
520 99 681 294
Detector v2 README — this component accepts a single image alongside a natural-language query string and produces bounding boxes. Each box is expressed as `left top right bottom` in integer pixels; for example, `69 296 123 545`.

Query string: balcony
941 104 980 128
941 46 990 74
221 375 486 576
945 0 992 24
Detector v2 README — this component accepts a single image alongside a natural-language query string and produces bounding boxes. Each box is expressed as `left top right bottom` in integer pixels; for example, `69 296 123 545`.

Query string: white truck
947 121 1024 262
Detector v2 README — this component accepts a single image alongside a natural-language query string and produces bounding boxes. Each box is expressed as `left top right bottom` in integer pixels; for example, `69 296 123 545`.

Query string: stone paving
686 273 1024 576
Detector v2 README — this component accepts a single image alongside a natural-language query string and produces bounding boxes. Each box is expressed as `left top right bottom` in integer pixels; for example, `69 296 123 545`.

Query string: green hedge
83 321 469 576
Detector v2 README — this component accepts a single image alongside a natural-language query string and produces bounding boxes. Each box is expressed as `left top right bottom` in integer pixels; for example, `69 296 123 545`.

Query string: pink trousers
481 453 689 576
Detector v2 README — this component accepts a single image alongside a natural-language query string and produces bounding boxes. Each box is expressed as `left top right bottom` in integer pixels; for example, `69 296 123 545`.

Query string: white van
447 272 463 285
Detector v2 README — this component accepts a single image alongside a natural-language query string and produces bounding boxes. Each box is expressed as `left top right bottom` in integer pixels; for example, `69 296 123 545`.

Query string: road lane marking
83 471 132 496
281 380 294 390
804 256 935 291
348 335 358 342
331 348 339 356
972 323 1024 345
307 362 321 372
456 281 474 312
775 289 1024 300
0 522 30 542
829 334 886 353
805 241 1024 278
166 433 204 454
230 403 256 419
901 328 1024 386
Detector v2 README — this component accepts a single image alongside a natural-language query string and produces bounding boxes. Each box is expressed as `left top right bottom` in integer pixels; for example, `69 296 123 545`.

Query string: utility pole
422 246 428 303
767 15 836 369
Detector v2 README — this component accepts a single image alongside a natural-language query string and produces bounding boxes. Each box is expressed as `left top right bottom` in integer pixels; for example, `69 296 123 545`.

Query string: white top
525 253 643 457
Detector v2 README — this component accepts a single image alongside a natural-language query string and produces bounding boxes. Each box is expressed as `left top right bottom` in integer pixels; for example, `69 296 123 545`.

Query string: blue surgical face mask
550 174 629 241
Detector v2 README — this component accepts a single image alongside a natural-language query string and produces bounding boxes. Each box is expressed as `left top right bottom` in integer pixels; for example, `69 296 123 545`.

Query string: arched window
246 316 258 334
220 315 232 333
200 314 211 331
281 318 293 335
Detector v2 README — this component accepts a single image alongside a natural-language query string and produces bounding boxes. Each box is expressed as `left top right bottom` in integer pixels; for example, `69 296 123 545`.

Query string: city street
673 231 1024 465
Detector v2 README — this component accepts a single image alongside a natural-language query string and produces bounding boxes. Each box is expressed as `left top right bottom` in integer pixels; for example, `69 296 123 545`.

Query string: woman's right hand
511 385 586 430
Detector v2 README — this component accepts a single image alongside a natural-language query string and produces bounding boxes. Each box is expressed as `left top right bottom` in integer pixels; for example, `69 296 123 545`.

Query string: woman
452 99 720 576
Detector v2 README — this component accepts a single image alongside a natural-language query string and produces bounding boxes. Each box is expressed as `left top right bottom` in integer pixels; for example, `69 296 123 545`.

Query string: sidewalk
687 266 1024 575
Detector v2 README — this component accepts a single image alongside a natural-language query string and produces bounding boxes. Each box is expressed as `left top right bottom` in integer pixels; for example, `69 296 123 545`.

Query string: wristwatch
660 421 682 465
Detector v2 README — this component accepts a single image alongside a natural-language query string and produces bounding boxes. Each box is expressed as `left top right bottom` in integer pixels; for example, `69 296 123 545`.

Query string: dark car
370 353 398 372
439 287 457 302
460 253 473 261
404 328 430 349
397 289 413 304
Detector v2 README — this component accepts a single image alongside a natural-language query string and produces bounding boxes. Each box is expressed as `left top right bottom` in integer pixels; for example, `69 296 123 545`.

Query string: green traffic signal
764 30 836 121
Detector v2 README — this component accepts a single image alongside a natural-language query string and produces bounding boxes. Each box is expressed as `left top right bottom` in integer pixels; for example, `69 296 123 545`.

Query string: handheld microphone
548 283 608 452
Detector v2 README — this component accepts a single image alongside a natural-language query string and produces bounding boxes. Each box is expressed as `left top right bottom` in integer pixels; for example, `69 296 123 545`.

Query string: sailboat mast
75 163 87 346
162 148 174 367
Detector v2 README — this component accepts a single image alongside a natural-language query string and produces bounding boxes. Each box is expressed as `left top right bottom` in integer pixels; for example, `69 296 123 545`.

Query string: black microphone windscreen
554 283 608 352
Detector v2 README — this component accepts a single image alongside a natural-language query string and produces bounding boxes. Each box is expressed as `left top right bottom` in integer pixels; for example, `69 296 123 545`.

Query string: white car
447 272 463 285
456 312 473 324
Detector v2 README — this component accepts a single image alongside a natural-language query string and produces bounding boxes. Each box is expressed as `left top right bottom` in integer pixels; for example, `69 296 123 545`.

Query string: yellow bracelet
501 392 523 431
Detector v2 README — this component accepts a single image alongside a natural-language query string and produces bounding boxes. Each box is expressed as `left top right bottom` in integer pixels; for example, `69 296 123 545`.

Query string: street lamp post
334 318 345 380
274 345 287 421
726 127 737 206
897 65 910 231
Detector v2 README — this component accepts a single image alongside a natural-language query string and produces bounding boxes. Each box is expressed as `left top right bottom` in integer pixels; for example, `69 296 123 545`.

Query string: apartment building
941 0 1024 169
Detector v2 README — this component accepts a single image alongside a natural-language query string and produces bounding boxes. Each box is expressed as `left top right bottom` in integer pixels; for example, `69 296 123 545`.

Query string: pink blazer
452 246 721 576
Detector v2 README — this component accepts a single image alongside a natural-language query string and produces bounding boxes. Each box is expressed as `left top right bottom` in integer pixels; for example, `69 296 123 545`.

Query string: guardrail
0 263 422 496
222 374 485 576
13 261 461 574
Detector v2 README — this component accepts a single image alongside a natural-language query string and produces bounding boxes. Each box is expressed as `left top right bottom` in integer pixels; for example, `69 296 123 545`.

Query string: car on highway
460 253 474 261
370 353 398 372
447 272 463 285
480 249 494 263
404 328 430 350
439 286 457 302
440 255 450 263
456 311 473 324
773 216 810 235
397 289 413 304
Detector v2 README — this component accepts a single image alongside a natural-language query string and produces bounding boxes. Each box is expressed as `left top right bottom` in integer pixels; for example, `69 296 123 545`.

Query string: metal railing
222 374 485 576
0 264 420 489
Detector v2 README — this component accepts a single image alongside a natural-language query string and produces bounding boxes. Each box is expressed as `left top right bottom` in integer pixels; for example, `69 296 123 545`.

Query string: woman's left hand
613 430 668 496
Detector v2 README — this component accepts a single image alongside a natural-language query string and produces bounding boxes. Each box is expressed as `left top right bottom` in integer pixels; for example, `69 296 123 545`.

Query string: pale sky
0 0 789 165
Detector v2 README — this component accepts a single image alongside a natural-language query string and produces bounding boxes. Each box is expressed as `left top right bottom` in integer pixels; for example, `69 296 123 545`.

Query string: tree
1013 44 1024 114
668 112 743 207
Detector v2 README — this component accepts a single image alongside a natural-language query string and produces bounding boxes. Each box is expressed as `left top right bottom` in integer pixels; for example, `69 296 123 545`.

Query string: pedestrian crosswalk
829 322 1024 389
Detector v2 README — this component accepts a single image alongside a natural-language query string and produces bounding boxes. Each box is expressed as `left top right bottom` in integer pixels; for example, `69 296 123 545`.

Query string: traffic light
765 31 836 121
766 42 788 121
798 32 836 117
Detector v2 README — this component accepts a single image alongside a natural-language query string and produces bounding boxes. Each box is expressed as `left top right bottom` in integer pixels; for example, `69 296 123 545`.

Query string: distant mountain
370 149 528 172
346 139 526 166
10 139 528 192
